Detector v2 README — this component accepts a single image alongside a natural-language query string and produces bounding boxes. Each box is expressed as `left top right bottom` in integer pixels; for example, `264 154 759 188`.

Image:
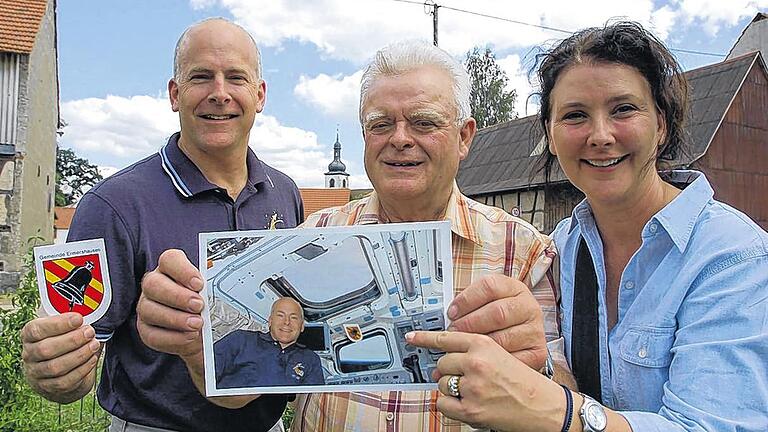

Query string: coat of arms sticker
33 239 112 325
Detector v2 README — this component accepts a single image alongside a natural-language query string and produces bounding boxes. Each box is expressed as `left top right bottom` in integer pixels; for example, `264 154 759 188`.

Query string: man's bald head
270 297 303 315
173 17 262 81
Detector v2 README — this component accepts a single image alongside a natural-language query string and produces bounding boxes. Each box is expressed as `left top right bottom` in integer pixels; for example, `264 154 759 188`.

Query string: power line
667 47 726 57
439 4 573 35
384 0 726 58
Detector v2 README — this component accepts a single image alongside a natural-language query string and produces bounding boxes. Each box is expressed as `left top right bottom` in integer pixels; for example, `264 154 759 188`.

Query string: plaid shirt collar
354 183 483 246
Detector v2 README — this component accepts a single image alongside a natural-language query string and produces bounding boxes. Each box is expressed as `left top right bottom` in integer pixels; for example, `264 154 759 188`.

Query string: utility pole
426 1 440 46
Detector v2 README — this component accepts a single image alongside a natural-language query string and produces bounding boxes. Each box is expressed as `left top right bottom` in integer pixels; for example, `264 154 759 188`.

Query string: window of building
329 178 335 188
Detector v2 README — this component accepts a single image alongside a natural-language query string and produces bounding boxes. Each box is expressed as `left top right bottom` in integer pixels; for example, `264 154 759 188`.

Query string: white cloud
248 115 328 187
348 174 372 190
61 95 179 161
674 0 768 35
650 5 679 41
497 54 539 118
294 70 363 118
98 166 119 179
60 94 341 188
192 0 685 62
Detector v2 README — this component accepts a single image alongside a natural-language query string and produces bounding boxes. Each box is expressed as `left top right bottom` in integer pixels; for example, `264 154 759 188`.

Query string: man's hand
137 249 205 361
137 249 260 408
21 313 102 404
447 274 547 370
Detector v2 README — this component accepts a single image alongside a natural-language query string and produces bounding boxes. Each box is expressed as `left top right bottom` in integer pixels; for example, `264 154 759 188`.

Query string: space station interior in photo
201 222 452 395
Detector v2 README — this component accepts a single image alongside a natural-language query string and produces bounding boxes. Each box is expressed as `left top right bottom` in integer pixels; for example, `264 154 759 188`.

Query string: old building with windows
0 0 59 291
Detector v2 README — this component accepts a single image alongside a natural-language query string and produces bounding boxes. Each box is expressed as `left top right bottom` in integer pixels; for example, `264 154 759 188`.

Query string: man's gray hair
359 40 471 126
173 17 262 81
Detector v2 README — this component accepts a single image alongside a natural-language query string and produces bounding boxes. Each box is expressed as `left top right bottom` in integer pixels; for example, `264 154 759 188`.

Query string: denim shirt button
625 280 635 289
638 347 648 358
649 223 658 233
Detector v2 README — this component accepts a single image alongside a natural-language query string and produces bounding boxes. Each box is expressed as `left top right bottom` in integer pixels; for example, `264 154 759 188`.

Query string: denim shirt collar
566 170 713 253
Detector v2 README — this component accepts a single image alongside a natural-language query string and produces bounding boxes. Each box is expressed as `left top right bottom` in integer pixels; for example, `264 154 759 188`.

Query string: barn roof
457 52 761 196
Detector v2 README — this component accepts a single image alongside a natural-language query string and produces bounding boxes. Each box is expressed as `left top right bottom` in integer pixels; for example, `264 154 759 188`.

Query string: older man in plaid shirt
290 40 568 432
136 39 568 432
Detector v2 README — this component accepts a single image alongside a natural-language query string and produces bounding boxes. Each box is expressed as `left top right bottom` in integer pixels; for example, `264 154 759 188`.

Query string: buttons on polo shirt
386 413 394 422
624 281 635 289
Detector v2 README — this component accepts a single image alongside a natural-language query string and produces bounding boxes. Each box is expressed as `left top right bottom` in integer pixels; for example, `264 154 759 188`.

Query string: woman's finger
435 352 465 376
406 330 476 353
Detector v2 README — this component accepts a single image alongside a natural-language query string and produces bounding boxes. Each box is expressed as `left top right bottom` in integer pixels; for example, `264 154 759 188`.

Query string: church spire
325 129 349 188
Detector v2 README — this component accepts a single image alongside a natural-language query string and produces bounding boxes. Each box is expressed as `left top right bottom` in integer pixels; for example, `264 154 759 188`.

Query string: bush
0 248 40 411
0 244 109 431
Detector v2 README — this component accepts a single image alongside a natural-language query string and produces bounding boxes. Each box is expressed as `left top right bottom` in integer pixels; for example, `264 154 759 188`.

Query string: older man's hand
447 274 547 370
137 249 205 362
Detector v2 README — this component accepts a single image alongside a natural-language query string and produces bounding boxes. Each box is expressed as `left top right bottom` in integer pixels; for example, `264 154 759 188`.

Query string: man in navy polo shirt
21 18 301 432
215 297 324 388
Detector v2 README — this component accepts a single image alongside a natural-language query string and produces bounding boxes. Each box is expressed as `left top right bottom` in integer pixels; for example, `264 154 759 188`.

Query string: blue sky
57 0 767 189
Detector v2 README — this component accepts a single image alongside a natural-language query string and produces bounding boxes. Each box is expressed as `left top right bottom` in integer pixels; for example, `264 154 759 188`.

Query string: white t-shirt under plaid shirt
292 185 564 432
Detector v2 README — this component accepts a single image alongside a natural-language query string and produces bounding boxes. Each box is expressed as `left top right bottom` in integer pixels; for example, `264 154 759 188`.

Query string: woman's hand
407 330 566 432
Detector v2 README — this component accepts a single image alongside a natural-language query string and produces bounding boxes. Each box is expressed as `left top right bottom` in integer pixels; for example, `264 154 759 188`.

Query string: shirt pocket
619 326 675 367
614 326 675 411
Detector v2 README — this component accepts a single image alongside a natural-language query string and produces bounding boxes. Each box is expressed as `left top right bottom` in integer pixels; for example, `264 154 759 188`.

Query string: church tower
324 132 350 188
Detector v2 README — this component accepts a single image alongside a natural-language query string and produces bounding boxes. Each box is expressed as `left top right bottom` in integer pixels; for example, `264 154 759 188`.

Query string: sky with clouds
58 0 767 189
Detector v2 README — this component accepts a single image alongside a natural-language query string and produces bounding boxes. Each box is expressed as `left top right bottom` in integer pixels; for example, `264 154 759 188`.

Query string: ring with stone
447 375 461 398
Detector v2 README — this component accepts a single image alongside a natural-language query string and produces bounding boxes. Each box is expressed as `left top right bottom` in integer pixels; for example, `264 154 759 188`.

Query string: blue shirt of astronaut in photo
214 329 325 388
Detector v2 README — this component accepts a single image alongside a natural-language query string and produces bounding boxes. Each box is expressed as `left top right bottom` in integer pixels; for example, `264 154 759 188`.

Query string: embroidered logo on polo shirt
265 211 284 230
293 362 305 379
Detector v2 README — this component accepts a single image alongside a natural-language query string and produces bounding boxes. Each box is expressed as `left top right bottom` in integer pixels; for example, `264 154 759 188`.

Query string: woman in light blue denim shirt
410 21 767 432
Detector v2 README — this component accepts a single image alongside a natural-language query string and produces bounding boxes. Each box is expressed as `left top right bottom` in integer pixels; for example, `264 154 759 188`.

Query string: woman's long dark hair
532 21 690 184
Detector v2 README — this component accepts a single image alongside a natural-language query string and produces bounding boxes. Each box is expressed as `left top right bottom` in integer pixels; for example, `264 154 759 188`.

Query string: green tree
464 47 517 129
55 147 102 206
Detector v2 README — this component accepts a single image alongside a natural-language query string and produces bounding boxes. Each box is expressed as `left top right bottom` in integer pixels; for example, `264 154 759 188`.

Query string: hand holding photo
199 221 453 396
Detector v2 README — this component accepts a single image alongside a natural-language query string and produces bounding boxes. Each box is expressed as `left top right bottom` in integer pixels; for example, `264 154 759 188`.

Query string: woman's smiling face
546 62 667 207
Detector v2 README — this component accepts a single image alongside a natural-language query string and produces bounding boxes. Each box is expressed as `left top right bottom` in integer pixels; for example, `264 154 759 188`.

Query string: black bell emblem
53 261 95 311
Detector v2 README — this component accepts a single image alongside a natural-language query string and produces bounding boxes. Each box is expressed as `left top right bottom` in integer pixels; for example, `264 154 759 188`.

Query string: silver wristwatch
539 348 554 379
579 394 607 432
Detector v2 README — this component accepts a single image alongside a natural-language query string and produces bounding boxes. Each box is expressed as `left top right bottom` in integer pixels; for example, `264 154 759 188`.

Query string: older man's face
268 298 304 347
361 66 474 207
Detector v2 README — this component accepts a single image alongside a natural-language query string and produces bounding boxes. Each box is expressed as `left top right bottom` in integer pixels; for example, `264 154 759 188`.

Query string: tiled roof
299 188 351 220
54 207 75 230
457 52 760 196
0 0 47 54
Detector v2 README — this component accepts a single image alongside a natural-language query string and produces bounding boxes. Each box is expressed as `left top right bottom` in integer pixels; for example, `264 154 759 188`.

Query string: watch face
586 403 608 430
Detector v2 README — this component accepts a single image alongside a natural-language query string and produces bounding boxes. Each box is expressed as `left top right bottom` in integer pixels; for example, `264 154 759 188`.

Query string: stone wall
0 0 58 292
